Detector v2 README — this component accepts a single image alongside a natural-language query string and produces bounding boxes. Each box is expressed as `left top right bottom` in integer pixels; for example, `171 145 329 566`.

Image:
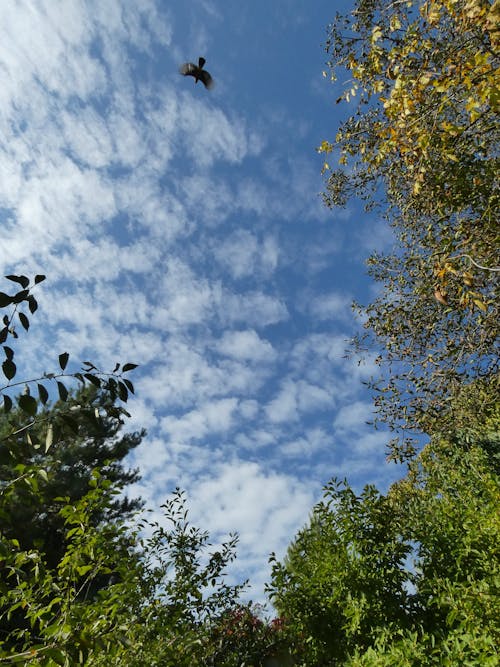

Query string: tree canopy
0 387 144 570
319 0 499 455
269 433 500 665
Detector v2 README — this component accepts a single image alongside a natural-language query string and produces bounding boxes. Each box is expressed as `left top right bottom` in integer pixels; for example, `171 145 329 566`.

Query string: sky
0 0 403 606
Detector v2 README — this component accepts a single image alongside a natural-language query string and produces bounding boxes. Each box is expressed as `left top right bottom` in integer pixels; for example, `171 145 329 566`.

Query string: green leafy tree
85 489 249 667
269 434 500 666
0 274 141 662
319 0 499 456
0 387 144 570
268 481 413 665
0 469 141 665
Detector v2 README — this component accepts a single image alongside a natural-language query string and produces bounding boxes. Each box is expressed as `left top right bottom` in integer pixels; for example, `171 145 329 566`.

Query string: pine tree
0 386 144 569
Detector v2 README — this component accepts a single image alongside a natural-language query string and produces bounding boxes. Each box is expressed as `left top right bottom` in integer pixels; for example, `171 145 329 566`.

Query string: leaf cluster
320 0 499 451
269 434 500 665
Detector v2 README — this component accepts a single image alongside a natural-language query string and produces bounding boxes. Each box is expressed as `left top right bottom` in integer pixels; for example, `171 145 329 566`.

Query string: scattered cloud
0 0 401 606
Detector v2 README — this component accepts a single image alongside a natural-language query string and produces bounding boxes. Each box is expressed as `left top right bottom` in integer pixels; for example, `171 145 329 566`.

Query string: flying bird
179 56 214 90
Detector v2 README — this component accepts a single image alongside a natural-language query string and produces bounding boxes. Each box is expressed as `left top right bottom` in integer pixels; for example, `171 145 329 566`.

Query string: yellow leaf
318 140 333 154
390 15 402 31
428 7 440 24
473 298 487 312
372 26 383 43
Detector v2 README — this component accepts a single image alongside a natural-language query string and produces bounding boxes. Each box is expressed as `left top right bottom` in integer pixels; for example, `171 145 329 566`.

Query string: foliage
0 387 144 571
205 606 295 667
0 478 255 666
0 471 139 665
0 272 272 665
269 434 500 665
268 481 413 665
319 0 499 455
83 489 250 667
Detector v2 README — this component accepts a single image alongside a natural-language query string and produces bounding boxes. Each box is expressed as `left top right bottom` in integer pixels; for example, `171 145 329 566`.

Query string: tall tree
269 434 500 665
0 274 142 660
0 387 144 570
319 0 499 456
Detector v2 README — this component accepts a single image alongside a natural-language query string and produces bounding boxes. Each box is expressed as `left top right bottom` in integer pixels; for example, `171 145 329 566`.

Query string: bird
179 56 214 89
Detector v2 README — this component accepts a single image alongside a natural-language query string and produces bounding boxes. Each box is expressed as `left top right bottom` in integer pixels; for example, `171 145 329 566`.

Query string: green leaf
57 381 68 402
44 647 67 666
59 352 69 370
61 414 79 433
123 378 135 394
2 358 16 380
18 394 38 416
117 381 128 402
37 383 49 404
34 274 46 284
84 373 101 387
3 345 14 360
27 295 38 313
26 431 39 448
12 289 29 304
0 327 7 344
5 275 30 288
3 394 12 412
45 423 54 452
18 311 29 331
122 363 138 372
0 292 13 308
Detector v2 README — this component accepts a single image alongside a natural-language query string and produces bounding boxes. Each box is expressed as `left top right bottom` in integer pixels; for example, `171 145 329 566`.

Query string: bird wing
199 70 214 89
179 62 197 76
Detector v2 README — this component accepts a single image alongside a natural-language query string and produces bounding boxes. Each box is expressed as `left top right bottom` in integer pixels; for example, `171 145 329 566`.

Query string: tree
0 274 141 662
0 471 141 665
268 434 500 665
83 490 250 667
319 0 499 456
0 387 144 570
204 606 295 667
0 275 251 664
268 481 413 665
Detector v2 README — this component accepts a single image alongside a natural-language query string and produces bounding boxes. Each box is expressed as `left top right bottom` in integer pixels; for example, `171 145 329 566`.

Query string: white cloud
223 291 288 326
160 398 239 442
137 341 268 410
178 97 253 168
0 0 404 609
265 379 332 424
265 380 299 423
214 329 276 363
280 427 332 458
333 400 374 433
307 291 353 322
190 461 316 589
212 229 279 279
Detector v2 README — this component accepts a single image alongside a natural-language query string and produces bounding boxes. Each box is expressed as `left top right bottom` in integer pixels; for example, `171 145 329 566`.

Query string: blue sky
0 0 402 605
